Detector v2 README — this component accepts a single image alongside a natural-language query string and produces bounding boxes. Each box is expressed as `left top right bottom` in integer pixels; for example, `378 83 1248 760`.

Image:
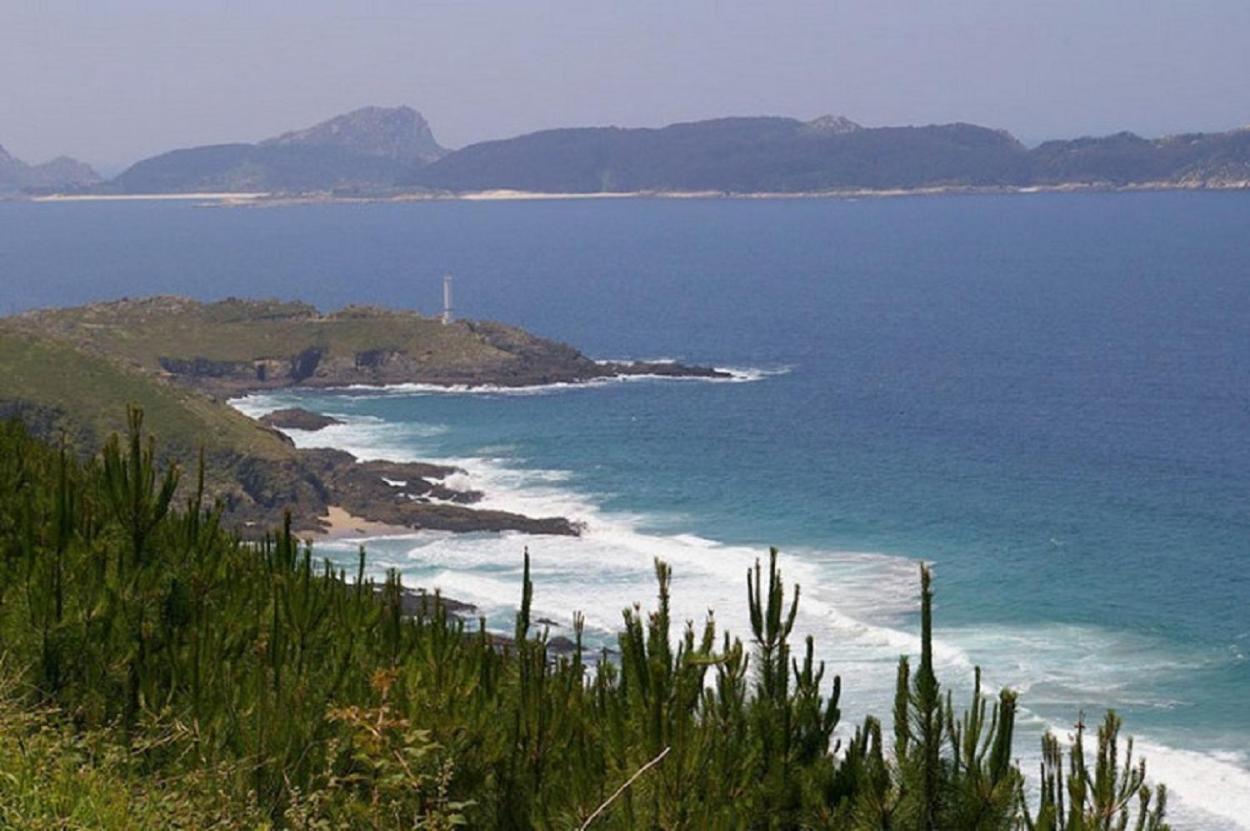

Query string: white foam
271 366 789 398
1132 740 1250 828
230 399 1250 829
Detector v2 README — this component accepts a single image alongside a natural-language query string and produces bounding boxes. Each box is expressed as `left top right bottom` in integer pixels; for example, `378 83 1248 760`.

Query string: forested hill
408 116 1250 193
410 117 1027 192
50 107 1250 197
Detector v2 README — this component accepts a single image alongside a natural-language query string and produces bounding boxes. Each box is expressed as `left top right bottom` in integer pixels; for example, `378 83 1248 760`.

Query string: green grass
7 296 523 372
0 688 267 830
0 330 294 461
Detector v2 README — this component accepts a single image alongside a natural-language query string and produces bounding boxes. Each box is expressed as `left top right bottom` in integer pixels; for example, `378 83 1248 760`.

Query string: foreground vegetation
0 411 1169 829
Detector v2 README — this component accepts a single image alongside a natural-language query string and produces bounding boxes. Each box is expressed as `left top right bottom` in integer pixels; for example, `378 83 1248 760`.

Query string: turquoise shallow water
3 193 1249 825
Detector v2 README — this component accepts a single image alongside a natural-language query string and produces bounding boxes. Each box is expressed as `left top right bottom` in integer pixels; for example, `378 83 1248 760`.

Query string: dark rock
349 501 578 536
290 446 575 536
375 586 477 619
547 636 578 655
290 347 323 381
159 356 252 378
260 407 344 431
602 360 733 380
354 349 400 370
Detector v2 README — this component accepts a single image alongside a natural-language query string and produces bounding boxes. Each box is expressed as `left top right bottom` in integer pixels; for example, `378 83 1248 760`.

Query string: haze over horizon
3 0 1249 173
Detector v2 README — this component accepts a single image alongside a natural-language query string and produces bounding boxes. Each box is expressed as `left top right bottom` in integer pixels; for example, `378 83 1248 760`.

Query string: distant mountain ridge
408 117 1250 194
0 144 100 193
111 106 447 194
18 107 1250 197
407 116 1032 193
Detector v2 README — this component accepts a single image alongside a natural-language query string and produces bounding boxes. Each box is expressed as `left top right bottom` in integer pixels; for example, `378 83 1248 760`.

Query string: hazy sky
3 0 1249 171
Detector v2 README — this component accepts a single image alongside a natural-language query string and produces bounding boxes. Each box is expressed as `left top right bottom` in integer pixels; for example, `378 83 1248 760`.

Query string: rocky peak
0 142 100 192
22 156 101 189
805 114 862 135
260 105 447 165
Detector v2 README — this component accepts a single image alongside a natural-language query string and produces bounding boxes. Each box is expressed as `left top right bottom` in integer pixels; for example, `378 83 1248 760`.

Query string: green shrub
0 412 1169 829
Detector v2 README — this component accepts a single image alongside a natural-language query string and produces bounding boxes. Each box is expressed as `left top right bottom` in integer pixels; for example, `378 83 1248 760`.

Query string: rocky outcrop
259 408 343 431
804 115 862 135
602 360 731 380
261 105 447 166
12 297 730 395
148 326 728 395
0 297 714 541
291 448 575 537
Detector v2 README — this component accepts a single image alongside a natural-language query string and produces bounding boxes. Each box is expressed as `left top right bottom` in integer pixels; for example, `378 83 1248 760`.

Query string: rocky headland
0 296 723 539
9 296 729 396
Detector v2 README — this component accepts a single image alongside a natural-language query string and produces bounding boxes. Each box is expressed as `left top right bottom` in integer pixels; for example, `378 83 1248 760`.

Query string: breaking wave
230 396 1250 830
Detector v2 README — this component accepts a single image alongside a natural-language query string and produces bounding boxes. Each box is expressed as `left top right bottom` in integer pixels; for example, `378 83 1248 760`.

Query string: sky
2 0 1249 172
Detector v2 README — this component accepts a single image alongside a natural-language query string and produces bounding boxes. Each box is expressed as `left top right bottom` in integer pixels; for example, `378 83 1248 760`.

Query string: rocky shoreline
320 451 578 537
1 296 727 539
155 323 731 396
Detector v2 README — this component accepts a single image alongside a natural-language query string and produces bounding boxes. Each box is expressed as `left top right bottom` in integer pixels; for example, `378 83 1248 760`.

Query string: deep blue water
2 193 1248 825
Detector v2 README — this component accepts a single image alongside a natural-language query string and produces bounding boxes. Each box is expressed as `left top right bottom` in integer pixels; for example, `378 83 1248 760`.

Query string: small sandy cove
308 506 414 540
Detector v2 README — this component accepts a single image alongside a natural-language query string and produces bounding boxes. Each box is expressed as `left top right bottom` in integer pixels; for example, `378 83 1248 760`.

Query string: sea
2 193 1247 827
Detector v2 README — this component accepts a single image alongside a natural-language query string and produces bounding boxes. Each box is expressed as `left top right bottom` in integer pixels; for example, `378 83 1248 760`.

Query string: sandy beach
28 192 270 203
309 505 415 540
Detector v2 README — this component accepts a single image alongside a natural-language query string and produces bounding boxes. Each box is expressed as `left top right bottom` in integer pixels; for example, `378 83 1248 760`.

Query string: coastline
255 386 1250 831
25 192 270 203
232 367 768 539
312 505 416 540
10 179 1249 208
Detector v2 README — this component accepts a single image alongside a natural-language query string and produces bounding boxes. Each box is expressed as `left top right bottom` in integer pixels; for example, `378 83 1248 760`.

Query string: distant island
0 143 100 194
6 105 1250 199
0 296 725 537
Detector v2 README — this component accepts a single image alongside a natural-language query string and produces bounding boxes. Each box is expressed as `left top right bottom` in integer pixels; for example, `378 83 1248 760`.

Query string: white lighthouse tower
441 274 454 325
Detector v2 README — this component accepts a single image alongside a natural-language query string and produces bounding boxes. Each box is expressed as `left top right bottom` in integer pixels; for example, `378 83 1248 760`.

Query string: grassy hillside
0 323 578 537
9 296 511 371
0 329 294 460
3 296 616 394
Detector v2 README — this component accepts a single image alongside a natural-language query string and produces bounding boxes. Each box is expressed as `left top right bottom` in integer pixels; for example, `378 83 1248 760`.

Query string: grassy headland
0 295 715 535
6 296 726 396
